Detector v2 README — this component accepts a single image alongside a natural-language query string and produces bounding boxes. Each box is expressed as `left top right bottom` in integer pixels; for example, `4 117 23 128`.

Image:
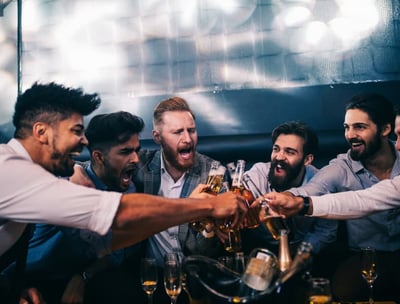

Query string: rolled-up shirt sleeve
0 151 122 235
311 176 400 219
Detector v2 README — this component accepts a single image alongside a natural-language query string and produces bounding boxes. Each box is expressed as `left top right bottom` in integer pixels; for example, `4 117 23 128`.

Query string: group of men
1 81 400 303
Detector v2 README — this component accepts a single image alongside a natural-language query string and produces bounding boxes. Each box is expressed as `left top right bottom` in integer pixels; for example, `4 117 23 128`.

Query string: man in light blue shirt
242 121 337 256
242 121 337 304
288 93 400 302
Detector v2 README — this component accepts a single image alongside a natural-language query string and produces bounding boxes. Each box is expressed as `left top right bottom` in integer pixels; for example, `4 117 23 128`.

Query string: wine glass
361 247 378 304
164 253 182 304
140 258 158 304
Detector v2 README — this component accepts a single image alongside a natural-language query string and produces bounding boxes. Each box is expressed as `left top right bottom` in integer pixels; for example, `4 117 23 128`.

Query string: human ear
152 130 161 144
32 122 49 144
303 154 314 166
92 150 104 164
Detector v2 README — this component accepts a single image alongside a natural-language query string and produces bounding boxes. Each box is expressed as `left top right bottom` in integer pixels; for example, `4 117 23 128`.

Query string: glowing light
208 0 238 14
282 6 312 27
21 0 43 33
331 0 379 46
305 21 328 45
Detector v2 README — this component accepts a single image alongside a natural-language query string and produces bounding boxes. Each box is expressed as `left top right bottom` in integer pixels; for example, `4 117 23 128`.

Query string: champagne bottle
278 229 292 272
275 242 313 287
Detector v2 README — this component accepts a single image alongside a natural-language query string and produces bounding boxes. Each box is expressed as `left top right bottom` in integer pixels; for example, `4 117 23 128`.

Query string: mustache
348 139 365 145
124 163 137 172
270 159 288 170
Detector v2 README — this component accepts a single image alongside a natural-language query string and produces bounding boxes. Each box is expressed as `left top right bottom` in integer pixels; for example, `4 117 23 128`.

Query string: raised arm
111 190 247 249
266 176 400 219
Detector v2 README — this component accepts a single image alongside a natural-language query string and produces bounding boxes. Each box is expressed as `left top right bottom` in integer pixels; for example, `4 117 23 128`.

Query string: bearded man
285 93 400 302
242 121 337 257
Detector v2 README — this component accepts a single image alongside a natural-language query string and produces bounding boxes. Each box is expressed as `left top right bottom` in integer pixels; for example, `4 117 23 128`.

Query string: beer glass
190 161 226 238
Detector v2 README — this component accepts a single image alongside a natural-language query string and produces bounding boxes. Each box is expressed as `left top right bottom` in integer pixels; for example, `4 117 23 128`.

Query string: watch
80 271 93 283
298 196 310 216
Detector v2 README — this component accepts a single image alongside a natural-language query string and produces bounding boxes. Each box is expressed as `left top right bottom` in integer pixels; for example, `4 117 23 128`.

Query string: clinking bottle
217 159 246 252
242 173 289 237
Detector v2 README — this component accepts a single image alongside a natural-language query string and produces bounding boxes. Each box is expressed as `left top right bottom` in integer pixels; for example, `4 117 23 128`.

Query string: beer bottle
242 173 289 239
217 160 246 252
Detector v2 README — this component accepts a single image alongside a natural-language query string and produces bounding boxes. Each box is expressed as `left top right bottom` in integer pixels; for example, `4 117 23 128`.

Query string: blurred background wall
1 0 400 165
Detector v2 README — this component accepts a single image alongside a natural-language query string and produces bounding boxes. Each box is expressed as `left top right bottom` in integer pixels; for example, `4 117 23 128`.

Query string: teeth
69 152 81 156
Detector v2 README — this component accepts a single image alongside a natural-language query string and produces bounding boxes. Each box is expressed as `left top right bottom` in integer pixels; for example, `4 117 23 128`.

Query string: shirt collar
85 163 137 193
8 138 32 161
85 164 109 191
160 152 188 182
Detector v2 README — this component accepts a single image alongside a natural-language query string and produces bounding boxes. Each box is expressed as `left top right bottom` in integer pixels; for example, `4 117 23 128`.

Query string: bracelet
298 196 310 216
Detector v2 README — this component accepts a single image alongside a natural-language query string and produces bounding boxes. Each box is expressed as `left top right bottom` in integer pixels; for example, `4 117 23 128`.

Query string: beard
50 150 75 177
349 132 382 161
268 159 304 192
162 144 195 173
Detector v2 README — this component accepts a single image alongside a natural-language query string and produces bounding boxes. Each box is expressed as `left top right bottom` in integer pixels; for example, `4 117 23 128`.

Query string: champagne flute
164 253 182 304
140 258 158 304
361 247 378 304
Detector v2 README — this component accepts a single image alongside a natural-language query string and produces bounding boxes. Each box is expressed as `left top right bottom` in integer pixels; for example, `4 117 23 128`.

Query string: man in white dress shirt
0 82 246 304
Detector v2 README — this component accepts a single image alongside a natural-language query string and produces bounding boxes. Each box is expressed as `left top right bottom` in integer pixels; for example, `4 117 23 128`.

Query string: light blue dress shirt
290 146 400 251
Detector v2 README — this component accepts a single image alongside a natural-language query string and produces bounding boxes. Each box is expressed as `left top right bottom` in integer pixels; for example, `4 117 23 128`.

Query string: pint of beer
190 161 226 237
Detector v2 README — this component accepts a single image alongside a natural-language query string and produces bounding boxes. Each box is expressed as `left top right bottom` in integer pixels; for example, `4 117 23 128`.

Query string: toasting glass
140 258 158 304
361 247 378 304
164 253 182 304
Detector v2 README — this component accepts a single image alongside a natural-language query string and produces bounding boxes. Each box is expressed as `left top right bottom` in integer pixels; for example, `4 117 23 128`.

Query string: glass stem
368 284 374 304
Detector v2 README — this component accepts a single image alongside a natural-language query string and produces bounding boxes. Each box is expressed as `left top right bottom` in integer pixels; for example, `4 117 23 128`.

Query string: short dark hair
13 82 101 139
86 111 144 152
271 121 319 156
345 93 395 131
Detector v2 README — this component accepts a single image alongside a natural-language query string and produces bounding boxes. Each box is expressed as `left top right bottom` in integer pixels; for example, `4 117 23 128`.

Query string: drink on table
140 258 158 304
307 278 332 304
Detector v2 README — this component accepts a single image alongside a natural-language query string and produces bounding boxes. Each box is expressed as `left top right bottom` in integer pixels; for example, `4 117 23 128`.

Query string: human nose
345 127 356 139
181 130 192 143
81 134 89 146
396 136 400 151
130 151 140 163
275 150 286 160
